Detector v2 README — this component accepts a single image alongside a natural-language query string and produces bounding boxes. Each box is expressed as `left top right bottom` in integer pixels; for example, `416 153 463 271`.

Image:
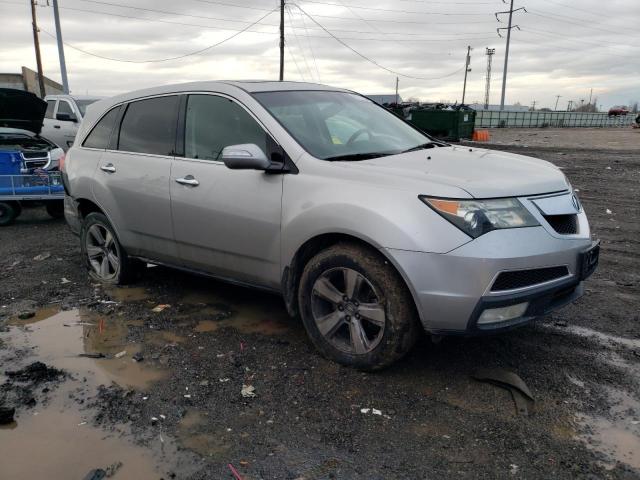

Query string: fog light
477 302 529 325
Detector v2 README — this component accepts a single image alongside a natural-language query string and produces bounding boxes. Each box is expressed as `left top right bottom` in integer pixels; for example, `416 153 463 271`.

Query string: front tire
0 202 19 226
80 212 136 284
298 243 420 370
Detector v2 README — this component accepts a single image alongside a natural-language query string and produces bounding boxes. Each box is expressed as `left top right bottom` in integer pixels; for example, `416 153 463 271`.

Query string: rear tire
298 242 420 370
46 200 64 219
0 202 18 226
80 212 137 284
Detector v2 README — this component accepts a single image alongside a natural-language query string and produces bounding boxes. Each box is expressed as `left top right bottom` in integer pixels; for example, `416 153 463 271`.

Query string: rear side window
45 100 56 119
82 106 121 149
184 95 268 161
118 96 178 156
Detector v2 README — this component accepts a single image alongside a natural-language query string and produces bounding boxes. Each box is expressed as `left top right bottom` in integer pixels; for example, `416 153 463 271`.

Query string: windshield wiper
401 143 436 153
323 152 393 161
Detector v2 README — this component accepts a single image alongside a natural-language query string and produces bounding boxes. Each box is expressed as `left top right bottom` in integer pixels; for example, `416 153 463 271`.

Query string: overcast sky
1 0 638 109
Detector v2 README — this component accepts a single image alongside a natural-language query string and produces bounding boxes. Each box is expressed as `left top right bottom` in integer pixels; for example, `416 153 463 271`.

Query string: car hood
0 88 47 135
351 145 569 198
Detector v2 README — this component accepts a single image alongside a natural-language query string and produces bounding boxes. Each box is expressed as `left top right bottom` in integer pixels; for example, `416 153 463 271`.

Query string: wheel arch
280 232 422 324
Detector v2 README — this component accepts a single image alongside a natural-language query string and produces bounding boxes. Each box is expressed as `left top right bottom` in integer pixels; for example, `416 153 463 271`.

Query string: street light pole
52 0 69 94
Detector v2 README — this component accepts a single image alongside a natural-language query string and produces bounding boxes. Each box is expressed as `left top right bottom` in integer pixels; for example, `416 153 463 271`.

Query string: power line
7 1 499 39
285 5 316 81
527 10 634 36
38 8 278 63
298 0 491 16
298 6 321 82
290 4 466 81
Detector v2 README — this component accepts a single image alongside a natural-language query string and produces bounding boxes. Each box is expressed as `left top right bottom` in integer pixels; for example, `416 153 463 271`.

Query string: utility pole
567 100 573 111
554 95 561 111
279 0 285 81
30 0 46 98
461 45 472 105
484 48 495 110
588 88 593 105
395 77 399 105
52 0 69 94
496 0 526 110
531 100 537 111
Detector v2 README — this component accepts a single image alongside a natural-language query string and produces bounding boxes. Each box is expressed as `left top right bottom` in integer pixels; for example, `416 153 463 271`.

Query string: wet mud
1 139 639 478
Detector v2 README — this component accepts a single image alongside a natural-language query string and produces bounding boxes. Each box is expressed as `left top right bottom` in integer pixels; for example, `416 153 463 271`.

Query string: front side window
254 91 430 160
45 100 56 119
184 95 268 161
82 106 121 149
57 100 74 116
118 96 178 156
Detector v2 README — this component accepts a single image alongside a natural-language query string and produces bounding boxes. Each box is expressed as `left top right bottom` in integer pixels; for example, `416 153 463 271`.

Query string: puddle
576 387 640 470
1 309 177 479
7 308 168 390
183 287 293 336
8 304 60 325
105 286 151 303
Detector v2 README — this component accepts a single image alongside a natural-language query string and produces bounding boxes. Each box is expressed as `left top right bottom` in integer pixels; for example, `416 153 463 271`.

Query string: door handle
100 164 116 173
54 125 61 129
175 175 199 187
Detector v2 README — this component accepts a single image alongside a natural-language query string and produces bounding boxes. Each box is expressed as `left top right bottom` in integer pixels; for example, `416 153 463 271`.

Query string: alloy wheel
85 223 120 280
310 267 386 355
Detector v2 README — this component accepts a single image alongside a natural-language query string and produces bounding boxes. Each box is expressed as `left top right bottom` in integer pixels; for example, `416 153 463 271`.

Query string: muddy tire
298 242 420 370
45 200 64 219
80 212 137 285
0 201 19 226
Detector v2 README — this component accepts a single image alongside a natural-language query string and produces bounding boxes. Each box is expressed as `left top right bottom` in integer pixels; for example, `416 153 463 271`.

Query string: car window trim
115 93 181 156
80 105 122 150
179 91 282 164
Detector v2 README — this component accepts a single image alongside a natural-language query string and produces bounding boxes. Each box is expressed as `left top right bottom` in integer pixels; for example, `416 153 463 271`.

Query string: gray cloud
1 0 638 108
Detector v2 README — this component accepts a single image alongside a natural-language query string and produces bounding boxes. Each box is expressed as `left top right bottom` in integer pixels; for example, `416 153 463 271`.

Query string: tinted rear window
118 96 178 156
82 106 121 149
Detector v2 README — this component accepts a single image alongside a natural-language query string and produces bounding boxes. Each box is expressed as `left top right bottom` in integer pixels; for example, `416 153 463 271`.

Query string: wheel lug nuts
355 313 360 319
338 305 344 311
345 315 351 321
343 295 348 301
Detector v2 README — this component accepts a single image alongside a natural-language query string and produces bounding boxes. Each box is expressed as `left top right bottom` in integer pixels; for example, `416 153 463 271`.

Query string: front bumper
385 226 596 334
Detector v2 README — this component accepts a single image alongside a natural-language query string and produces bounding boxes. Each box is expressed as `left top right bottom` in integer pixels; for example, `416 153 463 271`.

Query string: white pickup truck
41 94 102 151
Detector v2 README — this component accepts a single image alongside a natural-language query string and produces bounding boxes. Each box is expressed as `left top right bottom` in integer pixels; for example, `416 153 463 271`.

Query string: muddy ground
1 131 639 479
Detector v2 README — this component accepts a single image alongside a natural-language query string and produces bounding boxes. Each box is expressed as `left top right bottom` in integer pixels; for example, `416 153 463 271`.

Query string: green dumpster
392 107 476 142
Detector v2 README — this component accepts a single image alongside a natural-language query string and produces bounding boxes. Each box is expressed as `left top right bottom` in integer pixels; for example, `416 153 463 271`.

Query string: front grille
544 214 578 235
22 151 49 159
491 266 570 291
25 160 48 169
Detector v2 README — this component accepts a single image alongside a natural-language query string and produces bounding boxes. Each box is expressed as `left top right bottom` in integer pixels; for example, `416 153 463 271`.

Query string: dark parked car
608 106 629 117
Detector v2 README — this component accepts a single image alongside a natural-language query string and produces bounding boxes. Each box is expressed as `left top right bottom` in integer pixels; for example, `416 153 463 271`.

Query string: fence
476 110 636 128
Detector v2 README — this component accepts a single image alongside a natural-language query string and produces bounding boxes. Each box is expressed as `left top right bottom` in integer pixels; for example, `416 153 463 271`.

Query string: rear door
170 93 283 288
92 95 180 263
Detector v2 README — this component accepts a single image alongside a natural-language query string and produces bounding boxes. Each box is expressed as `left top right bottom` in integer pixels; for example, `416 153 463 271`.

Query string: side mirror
56 112 78 122
221 144 271 170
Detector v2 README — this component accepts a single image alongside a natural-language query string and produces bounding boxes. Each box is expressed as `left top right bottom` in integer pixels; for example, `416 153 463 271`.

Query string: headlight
420 196 540 238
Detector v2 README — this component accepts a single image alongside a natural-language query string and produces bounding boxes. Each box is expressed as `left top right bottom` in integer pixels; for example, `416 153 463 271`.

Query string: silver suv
63 81 599 369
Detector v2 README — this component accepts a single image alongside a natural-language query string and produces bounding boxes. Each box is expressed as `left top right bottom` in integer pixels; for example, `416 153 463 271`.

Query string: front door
170 94 283 289
92 95 180 263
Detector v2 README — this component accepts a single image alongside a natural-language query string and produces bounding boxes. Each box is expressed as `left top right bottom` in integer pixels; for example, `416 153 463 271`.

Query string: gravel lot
1 129 639 479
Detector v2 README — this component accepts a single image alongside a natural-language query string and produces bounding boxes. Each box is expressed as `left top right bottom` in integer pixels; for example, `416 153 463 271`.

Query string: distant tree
631 101 639 113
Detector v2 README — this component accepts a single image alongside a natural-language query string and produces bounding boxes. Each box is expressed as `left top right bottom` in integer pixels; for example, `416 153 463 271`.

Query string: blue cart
0 151 64 226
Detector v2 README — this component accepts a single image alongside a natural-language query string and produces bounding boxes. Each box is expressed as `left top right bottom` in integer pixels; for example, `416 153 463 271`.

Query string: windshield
74 99 101 117
253 90 430 160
